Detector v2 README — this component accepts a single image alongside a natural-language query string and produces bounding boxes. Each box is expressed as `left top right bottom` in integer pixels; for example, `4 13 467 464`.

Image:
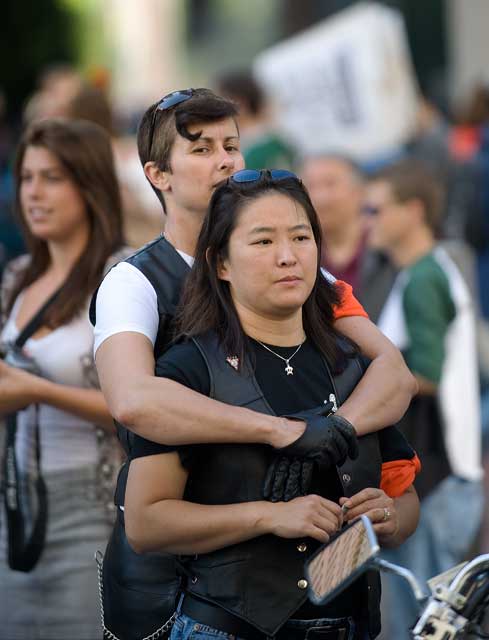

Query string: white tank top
1 294 100 474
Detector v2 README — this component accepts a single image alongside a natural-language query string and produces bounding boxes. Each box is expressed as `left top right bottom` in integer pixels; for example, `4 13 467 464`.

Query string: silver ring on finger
382 507 391 522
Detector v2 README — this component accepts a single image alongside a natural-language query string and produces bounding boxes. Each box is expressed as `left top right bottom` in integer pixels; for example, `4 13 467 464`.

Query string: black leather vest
90 237 190 640
182 332 382 637
89 241 381 638
90 236 191 505
90 235 189 360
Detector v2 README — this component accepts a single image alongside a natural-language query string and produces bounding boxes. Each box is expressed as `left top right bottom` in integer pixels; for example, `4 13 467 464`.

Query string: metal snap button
342 473 351 483
297 579 308 589
297 543 307 553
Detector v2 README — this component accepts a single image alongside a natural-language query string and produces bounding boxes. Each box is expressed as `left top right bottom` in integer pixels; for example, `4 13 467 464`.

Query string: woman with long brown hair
0 118 128 639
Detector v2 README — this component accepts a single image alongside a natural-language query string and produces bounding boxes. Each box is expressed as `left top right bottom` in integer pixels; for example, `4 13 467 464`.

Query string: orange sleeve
333 280 369 320
380 454 422 498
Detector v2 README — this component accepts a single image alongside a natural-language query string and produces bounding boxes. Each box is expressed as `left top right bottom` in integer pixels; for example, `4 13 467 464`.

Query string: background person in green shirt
216 69 296 170
365 159 484 640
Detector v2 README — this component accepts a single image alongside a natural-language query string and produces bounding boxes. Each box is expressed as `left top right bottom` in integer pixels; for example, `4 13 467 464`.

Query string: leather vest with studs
181 331 382 637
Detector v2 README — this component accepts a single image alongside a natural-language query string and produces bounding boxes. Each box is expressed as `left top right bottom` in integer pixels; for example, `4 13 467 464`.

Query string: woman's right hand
265 495 343 543
0 359 41 415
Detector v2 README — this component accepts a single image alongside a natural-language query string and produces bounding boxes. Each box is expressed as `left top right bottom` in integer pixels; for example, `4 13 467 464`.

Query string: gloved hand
263 404 359 502
263 456 315 502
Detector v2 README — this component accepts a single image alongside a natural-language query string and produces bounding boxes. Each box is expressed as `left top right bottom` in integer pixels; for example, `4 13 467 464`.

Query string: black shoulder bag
1 285 64 572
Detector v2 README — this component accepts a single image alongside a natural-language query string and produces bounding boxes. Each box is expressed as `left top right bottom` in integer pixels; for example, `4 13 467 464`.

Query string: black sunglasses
229 169 300 185
362 204 381 216
148 88 194 158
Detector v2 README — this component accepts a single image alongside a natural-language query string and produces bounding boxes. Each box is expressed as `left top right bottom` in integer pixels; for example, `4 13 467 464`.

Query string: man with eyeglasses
90 88 416 638
366 159 483 639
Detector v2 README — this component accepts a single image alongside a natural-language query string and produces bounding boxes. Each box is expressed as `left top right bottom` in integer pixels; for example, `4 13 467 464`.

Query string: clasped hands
263 404 400 544
263 403 359 502
269 488 398 544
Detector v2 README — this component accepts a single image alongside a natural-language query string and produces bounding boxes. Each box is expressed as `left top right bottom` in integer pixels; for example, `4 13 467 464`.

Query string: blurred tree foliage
1 0 77 121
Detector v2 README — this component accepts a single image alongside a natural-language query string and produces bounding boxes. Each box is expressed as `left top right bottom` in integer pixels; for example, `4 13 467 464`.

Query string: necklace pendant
285 363 294 376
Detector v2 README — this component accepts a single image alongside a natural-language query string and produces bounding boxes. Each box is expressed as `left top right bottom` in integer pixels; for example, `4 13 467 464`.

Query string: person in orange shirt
90 88 417 639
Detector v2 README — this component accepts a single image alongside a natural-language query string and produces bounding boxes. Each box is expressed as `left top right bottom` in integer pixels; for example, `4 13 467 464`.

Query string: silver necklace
255 339 305 376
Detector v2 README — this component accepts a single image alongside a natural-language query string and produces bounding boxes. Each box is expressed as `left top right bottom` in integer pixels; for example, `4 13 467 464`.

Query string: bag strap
3 282 65 572
14 283 65 348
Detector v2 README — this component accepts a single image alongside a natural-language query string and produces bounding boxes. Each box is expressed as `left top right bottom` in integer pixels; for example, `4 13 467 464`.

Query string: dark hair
137 88 238 210
9 118 124 328
176 173 349 369
68 83 114 135
215 69 264 116
373 159 444 234
456 84 489 126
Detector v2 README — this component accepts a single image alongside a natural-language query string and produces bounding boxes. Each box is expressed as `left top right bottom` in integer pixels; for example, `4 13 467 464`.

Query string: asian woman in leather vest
123 170 420 640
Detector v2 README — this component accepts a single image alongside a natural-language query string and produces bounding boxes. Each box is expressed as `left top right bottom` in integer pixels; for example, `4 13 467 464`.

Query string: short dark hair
137 88 238 209
215 70 264 116
373 159 444 233
68 83 114 135
175 172 351 369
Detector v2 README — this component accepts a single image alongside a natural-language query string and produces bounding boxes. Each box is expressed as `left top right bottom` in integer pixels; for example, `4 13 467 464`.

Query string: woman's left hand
0 359 41 415
340 488 400 544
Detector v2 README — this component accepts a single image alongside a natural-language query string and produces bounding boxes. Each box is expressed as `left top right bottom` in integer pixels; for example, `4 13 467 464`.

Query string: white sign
254 2 419 161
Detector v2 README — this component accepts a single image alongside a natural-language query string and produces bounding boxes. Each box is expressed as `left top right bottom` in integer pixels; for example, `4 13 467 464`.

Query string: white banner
254 2 419 161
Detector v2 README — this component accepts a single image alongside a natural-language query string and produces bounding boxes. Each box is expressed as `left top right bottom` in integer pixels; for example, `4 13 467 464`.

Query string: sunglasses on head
148 88 194 157
229 169 300 185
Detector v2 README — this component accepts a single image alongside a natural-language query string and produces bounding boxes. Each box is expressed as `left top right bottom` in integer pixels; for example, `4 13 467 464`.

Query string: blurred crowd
2 66 489 328
5 62 488 432
1 59 489 638
0 64 163 260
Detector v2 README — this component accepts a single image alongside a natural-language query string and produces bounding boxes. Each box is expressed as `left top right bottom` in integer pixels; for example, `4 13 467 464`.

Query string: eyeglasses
362 204 381 216
362 201 396 216
148 88 194 158
229 169 300 184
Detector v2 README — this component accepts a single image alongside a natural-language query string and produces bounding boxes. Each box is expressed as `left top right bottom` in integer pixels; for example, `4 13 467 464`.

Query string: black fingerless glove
263 456 315 502
263 404 359 502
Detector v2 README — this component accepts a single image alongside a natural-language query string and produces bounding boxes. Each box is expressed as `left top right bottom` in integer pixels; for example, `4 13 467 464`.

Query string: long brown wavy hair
176 172 352 369
8 118 124 328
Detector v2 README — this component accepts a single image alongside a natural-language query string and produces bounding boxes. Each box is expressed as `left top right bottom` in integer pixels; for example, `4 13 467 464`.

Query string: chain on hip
95 550 177 640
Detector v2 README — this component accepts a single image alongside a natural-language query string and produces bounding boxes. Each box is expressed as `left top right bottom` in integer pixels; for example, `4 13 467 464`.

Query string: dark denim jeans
170 612 368 640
